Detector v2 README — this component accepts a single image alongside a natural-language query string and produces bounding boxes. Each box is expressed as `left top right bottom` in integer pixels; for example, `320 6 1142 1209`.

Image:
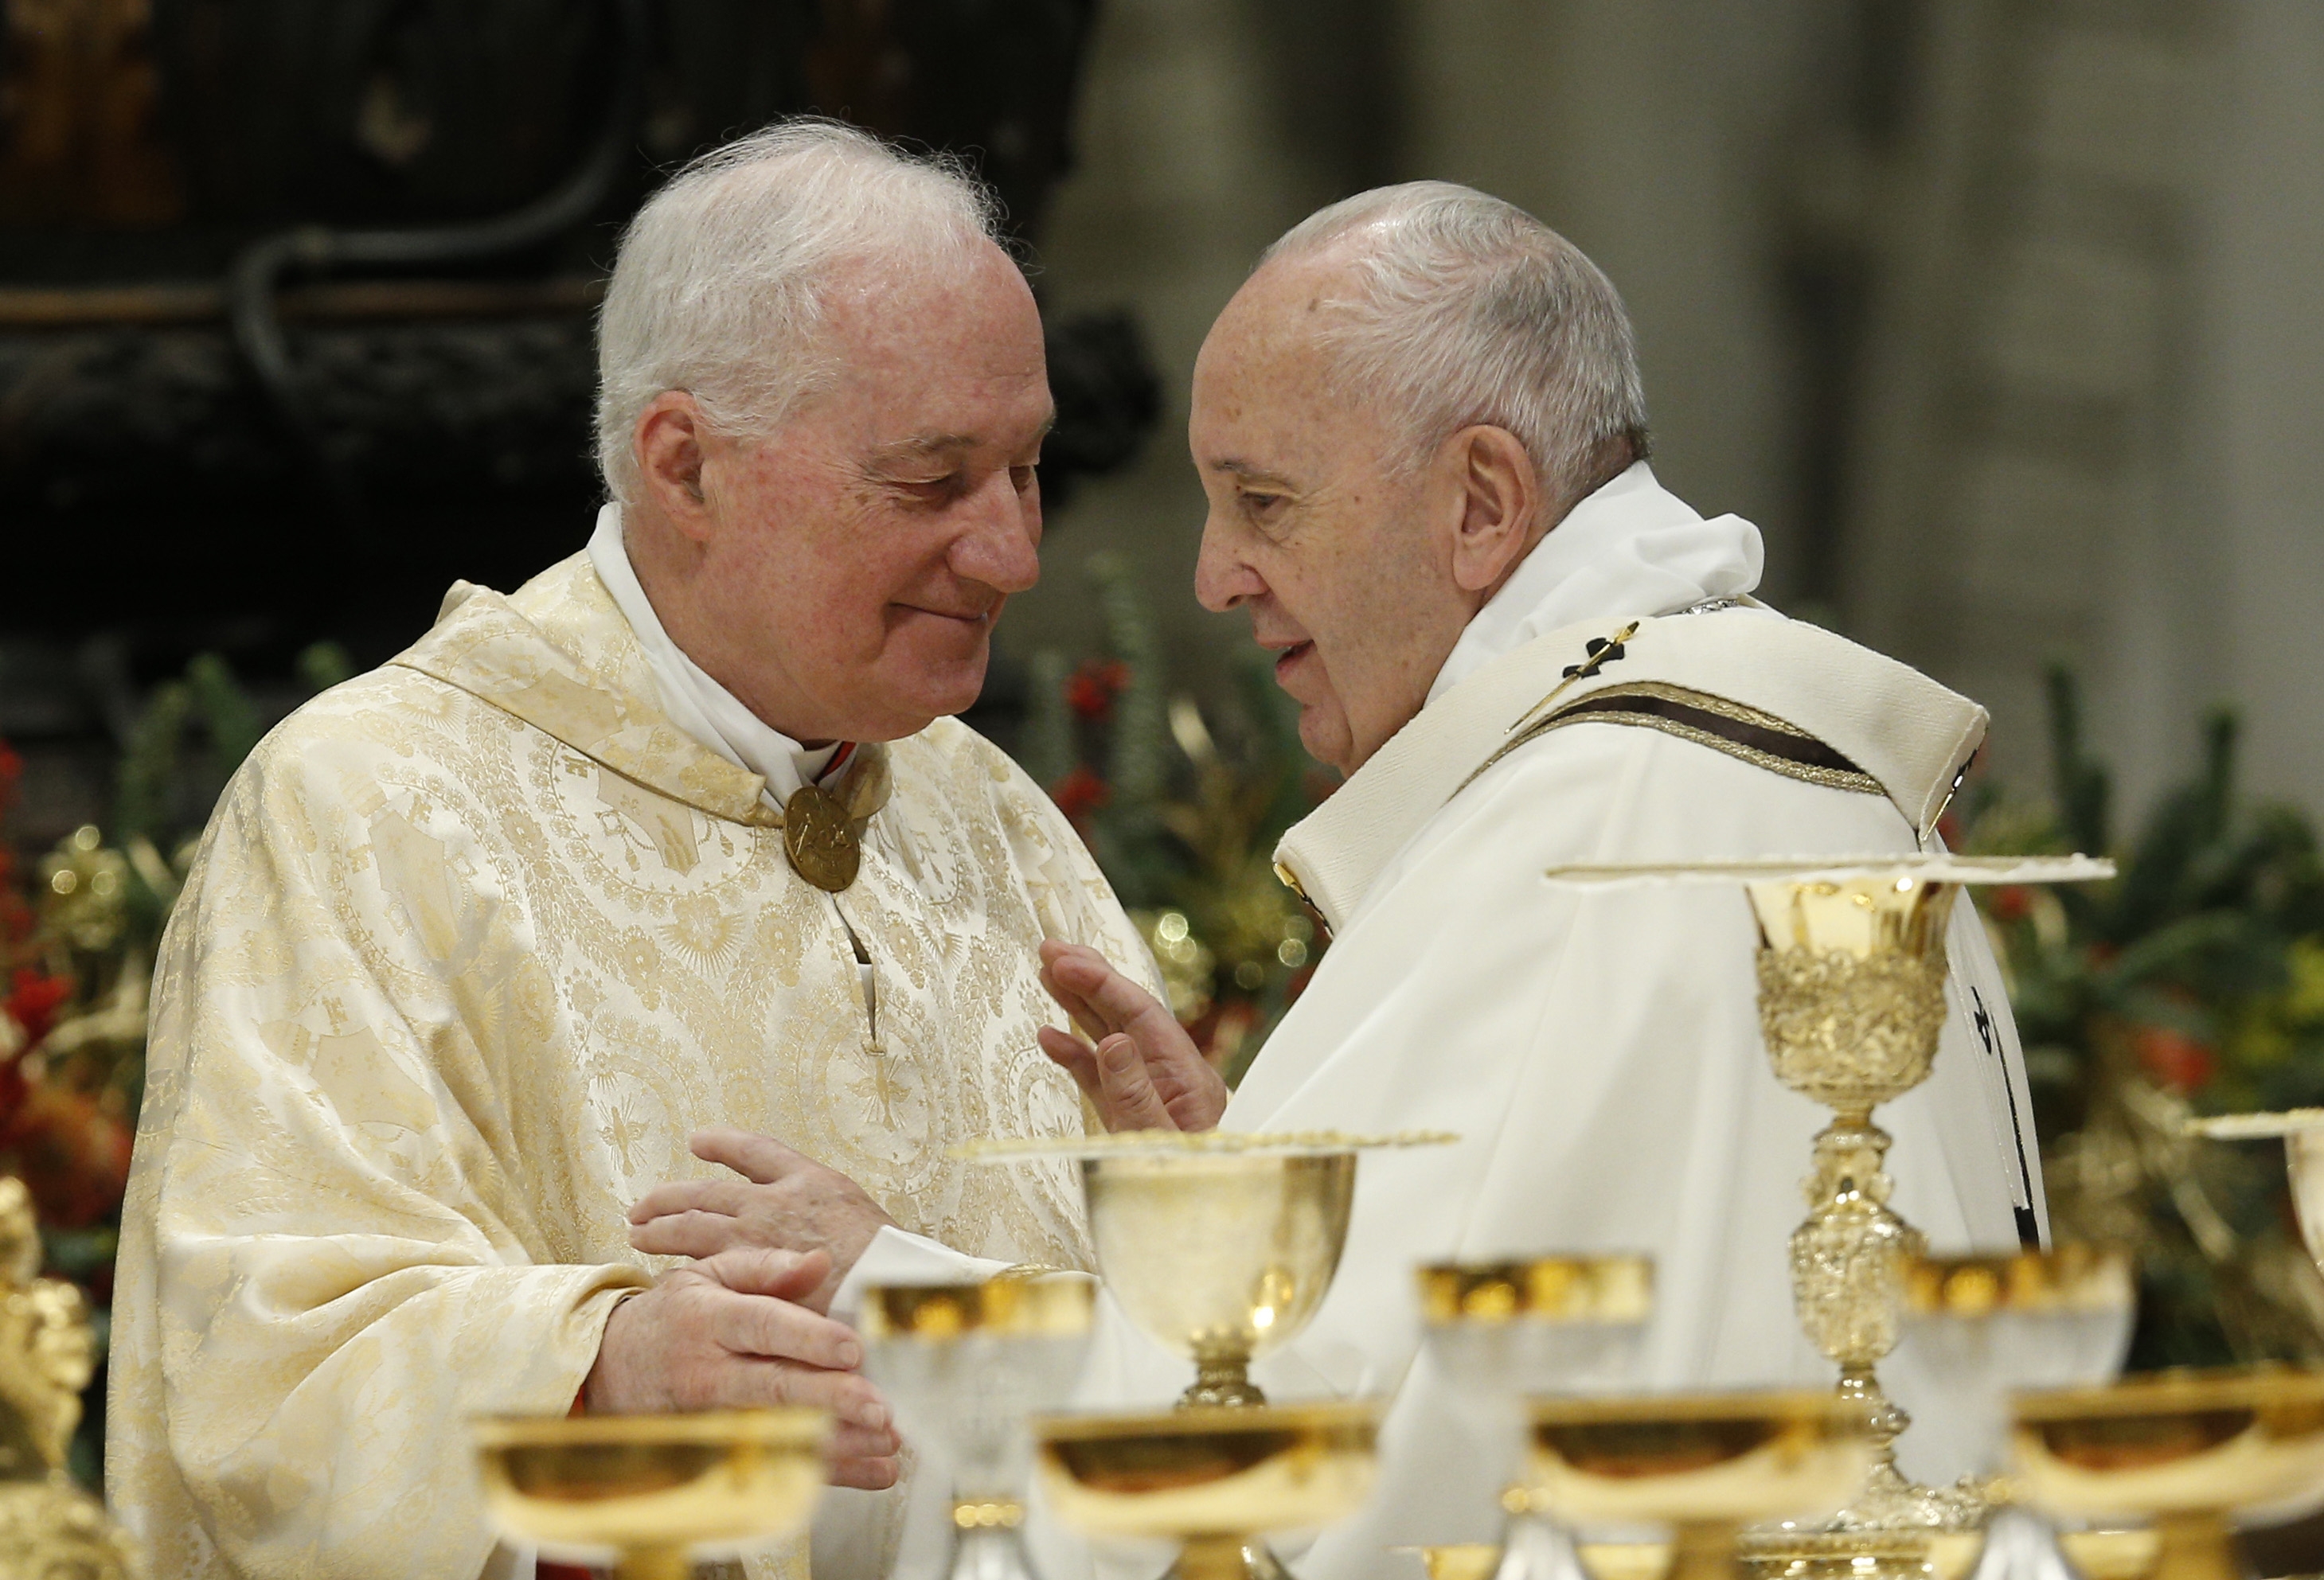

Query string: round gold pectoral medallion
783 783 860 892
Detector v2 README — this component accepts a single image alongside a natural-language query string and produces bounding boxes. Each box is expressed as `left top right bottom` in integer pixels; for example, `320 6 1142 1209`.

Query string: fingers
1037 1025 1102 1100
827 1419 904 1464
629 1209 759 1258
701 1246 832 1306
1038 959 1111 1044
627 1176 752 1226
711 1275 861 1371
1094 1032 1179 1133
829 1451 902 1492
1049 945 1189 1055
690 1126 808 1186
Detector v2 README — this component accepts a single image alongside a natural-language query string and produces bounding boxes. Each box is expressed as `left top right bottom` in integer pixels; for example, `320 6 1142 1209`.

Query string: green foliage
1968 663 2324 1368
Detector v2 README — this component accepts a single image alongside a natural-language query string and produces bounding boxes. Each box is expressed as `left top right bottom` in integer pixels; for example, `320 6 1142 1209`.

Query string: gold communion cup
1033 1399 1383 1580
471 1408 830 1580
860 1276 1097 1580
1420 1256 1655 1580
962 1131 1451 1409
1527 1391 1876 1580
2011 1367 2324 1580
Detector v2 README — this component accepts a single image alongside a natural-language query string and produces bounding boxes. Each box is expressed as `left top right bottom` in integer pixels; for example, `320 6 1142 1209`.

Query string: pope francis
106 123 1154 1579
653 183 2050 1580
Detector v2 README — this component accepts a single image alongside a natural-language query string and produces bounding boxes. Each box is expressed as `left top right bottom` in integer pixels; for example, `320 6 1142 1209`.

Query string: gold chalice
2011 1367 2324 1580
861 1276 1096 1580
2185 1110 2324 1278
1526 1390 1876 1580
1420 1256 1654 1580
471 1408 828 1580
964 1131 1451 1407
1034 1399 1382 1580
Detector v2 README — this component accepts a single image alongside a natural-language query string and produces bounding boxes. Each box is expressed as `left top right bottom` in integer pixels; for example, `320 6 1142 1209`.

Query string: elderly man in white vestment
106 123 1156 1580
637 182 2050 1579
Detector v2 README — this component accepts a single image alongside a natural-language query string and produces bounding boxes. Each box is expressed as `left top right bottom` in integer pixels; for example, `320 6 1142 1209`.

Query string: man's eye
1010 464 1038 493
1241 490 1289 522
896 474 963 500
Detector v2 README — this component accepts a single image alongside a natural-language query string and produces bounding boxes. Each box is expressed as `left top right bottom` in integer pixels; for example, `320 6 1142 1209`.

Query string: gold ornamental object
1526 1390 1876 1580
2010 1367 2324 1580
860 1276 1096 1580
471 1408 829 1580
0 1176 135 1580
1544 854 2113 1580
966 1131 1452 1408
1033 1399 1382 1580
781 741 892 892
1419 1256 1654 1580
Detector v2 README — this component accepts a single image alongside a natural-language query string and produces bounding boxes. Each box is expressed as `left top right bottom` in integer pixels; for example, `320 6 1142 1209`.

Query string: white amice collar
585 504 838 806
1425 461 1766 705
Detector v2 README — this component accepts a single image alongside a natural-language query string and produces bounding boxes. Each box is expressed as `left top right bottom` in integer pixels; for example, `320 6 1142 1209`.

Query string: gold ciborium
2011 1367 2324 1580
1420 1256 1654 1580
471 1408 829 1580
1527 1391 1876 1580
1034 1399 1382 1580
861 1276 1096 1580
965 1132 1451 1407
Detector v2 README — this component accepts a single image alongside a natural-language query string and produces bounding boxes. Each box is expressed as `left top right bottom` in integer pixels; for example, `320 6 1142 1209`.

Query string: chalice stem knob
2150 1515 2242 1580
1179 1536 1257 1580
1667 1522 1741 1580
1183 1354 1266 1408
616 1547 691 1580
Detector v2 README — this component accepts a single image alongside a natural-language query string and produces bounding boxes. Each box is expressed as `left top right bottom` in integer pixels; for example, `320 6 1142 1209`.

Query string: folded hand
1037 938 1228 1133
585 1246 900 1488
627 1129 898 1313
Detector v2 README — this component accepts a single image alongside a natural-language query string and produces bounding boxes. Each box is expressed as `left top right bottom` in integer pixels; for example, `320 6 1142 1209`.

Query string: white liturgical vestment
107 548 1155 1580
994 465 2043 1580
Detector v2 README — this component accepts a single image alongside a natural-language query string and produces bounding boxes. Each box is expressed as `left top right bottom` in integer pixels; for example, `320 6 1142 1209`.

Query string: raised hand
627 1129 899 1313
1037 938 1228 1133
585 1246 900 1488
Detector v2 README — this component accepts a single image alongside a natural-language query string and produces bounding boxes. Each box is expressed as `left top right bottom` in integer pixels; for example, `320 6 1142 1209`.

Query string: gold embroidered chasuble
107 552 1147 1580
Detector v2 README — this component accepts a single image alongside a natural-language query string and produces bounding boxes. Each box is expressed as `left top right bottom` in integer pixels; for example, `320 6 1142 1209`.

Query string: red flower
2134 1024 2215 1094
1052 766 1112 833
1064 660 1130 722
4 969 73 1047
1989 886 2032 923
1 1086 131 1229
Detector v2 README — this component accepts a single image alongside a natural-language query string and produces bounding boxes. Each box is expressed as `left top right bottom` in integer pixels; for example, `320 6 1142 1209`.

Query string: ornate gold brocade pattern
108 553 1154 1580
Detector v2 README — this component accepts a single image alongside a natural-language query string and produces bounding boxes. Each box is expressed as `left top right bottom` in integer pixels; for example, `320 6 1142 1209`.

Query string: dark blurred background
8 0 2322 852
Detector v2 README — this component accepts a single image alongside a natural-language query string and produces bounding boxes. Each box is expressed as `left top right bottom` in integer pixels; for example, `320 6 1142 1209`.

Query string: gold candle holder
471 1408 828 1580
1034 1399 1382 1580
0 1176 134 1580
2010 1367 2324 1580
1527 1390 1876 1580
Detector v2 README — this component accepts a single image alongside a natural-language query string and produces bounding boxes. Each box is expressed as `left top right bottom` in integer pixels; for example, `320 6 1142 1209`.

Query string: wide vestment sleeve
107 712 649 1580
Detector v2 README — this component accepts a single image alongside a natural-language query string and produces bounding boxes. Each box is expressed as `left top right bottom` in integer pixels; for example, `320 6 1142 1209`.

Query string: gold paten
957 1129 1456 1161
471 1408 828 1580
2011 1367 2324 1580
780 742 892 892
1527 1390 1876 1580
0 1176 134 1580
1034 1399 1382 1580
860 1274 1096 1341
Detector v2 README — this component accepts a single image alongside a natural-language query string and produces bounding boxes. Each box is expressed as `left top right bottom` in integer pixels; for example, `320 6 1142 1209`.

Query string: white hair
595 119 1003 504
1259 181 1650 499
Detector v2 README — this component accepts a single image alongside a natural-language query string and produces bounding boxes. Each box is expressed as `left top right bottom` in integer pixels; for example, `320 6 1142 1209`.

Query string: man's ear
634 392 717 542
1443 425 1541 594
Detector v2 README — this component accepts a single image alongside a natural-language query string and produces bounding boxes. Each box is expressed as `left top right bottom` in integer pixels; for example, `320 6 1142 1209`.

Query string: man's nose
1193 510 1262 613
950 470 1041 595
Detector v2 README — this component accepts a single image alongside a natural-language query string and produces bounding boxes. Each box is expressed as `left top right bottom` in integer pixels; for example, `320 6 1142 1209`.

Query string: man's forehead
867 408 1057 462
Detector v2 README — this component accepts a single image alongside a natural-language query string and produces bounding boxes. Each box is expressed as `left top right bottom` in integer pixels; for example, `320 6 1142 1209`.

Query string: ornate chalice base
2011 1367 2324 1580
1034 1400 1382 1580
472 1409 829 1580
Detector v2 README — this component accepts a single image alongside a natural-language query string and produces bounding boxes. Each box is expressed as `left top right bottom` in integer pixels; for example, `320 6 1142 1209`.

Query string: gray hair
595 119 1004 504
1259 181 1650 499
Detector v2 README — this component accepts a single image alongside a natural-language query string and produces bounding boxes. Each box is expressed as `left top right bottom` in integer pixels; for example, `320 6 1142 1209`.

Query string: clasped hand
600 1127 904 1488
1037 938 1228 1133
